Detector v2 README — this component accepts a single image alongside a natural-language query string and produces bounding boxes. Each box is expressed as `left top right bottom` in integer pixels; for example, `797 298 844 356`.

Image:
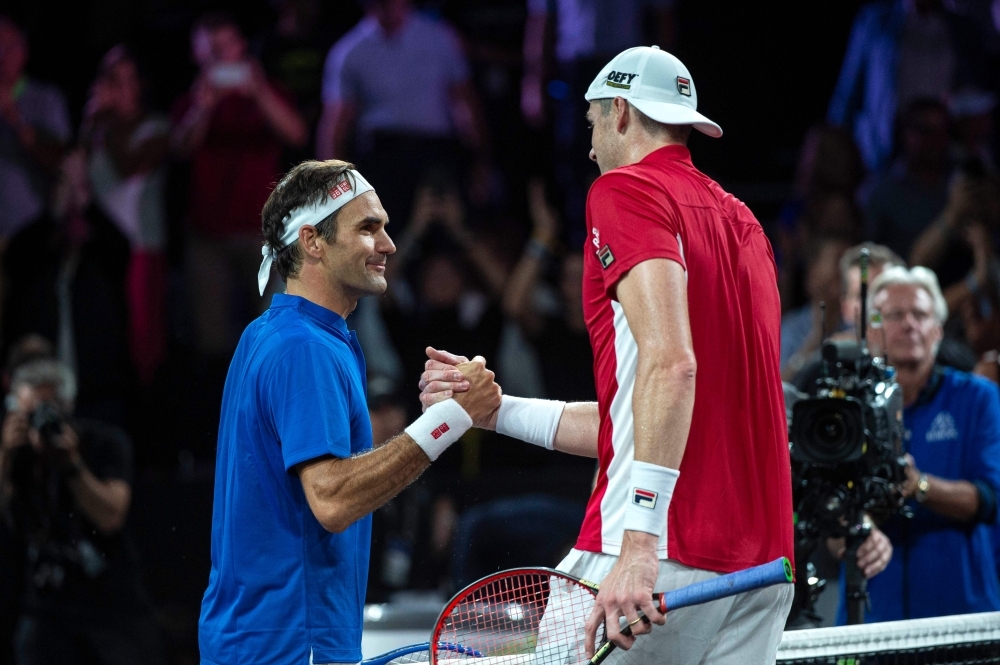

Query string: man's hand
855 527 892 578
1 412 29 453
584 531 665 656
451 356 502 428
419 347 470 407
828 525 893 579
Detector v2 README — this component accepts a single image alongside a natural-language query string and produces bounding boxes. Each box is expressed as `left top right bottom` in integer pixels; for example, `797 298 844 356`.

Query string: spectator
316 0 492 223
503 179 595 401
836 266 1000 622
839 242 906 331
0 16 71 241
949 88 996 171
828 0 987 171
381 179 507 413
1 150 131 427
522 0 675 244
788 242 905 394
777 124 864 310
81 46 170 386
865 97 953 261
780 234 853 379
0 359 164 664
910 158 1000 309
259 0 333 166
172 13 307 358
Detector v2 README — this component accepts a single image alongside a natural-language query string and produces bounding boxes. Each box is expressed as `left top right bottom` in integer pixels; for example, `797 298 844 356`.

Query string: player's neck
620 136 684 168
285 275 358 320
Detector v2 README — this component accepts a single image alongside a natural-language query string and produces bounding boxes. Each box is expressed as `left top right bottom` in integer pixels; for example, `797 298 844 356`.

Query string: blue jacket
838 368 1000 623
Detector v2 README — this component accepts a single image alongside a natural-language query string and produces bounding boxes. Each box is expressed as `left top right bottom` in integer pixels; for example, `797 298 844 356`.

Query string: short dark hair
261 160 357 281
838 242 906 296
597 98 692 144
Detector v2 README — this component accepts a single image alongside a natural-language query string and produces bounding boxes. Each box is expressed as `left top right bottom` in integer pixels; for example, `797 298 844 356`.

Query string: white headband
258 170 375 295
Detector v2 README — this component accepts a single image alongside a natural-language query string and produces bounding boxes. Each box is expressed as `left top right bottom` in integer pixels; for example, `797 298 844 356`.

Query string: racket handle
655 557 793 614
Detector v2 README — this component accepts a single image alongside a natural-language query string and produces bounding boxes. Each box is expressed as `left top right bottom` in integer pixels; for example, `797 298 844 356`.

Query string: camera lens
791 397 866 464
813 412 847 448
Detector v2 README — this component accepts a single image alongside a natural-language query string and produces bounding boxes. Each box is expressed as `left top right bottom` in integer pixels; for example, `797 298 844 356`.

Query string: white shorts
540 549 793 665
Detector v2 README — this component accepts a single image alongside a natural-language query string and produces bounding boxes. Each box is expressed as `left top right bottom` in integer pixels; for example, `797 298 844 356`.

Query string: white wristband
405 399 473 461
495 396 566 450
623 461 680 538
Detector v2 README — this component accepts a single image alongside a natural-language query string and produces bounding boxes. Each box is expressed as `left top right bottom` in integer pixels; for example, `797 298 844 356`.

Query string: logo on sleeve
598 244 615 269
431 422 451 440
605 71 639 90
633 488 658 509
676 77 691 96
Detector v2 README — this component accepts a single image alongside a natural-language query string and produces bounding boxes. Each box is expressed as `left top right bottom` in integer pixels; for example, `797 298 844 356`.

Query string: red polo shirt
577 144 794 574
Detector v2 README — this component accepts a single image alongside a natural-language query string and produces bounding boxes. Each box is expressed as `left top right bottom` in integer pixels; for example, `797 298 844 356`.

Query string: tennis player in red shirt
421 46 794 663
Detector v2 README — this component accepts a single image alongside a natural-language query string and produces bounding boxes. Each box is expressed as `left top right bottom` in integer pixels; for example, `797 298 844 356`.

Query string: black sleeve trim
973 480 998 524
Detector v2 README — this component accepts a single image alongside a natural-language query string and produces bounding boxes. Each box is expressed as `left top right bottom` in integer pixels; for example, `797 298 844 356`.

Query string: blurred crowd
0 0 999 662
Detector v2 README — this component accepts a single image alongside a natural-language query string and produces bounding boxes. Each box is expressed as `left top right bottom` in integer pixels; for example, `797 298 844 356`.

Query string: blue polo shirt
837 368 1000 623
200 294 372 665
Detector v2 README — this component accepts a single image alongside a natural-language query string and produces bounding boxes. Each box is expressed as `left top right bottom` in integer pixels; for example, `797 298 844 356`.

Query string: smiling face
320 191 395 299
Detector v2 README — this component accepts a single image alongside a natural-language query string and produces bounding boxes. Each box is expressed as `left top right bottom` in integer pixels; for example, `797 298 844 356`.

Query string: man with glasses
834 265 1000 623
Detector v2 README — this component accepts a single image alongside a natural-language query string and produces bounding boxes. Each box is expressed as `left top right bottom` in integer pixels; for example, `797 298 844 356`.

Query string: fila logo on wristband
632 488 658 509
430 423 451 440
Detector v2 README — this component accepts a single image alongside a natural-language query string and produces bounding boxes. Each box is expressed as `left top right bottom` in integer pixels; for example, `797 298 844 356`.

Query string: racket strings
433 571 630 665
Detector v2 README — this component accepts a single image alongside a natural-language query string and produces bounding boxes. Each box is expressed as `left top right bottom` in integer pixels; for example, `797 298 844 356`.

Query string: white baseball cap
585 46 722 138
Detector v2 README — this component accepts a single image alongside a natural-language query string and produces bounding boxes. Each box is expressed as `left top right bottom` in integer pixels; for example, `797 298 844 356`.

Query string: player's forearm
552 402 599 458
632 356 695 469
301 435 430 533
923 476 981 523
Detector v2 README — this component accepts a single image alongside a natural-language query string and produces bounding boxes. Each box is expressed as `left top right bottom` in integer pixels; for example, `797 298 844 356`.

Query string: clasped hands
421 347 502 427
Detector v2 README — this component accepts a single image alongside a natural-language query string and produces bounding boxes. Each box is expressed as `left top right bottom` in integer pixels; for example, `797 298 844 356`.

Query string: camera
790 340 907 532
787 248 909 624
30 401 66 449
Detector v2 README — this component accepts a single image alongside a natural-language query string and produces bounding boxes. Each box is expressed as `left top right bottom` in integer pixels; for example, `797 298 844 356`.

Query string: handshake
419 347 502 429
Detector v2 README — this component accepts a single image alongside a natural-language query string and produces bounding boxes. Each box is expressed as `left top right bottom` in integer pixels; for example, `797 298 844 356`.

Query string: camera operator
833 266 1000 623
0 359 163 664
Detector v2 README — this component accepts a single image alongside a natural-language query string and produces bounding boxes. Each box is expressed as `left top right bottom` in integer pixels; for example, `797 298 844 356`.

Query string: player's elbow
313 500 357 534
643 352 697 386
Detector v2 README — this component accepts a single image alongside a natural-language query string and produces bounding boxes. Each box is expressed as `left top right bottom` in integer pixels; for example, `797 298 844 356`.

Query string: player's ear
298 224 324 259
615 96 629 134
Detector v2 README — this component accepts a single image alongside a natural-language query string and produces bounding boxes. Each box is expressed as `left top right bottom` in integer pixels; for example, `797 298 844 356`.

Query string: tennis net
776 612 1000 664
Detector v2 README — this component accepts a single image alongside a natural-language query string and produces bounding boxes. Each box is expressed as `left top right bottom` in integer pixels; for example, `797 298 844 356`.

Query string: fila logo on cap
598 244 615 269
605 71 638 90
633 488 658 509
676 77 691 97
430 422 451 440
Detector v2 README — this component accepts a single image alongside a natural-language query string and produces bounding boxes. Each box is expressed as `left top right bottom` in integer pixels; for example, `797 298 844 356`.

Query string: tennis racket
429 556 793 665
363 642 483 665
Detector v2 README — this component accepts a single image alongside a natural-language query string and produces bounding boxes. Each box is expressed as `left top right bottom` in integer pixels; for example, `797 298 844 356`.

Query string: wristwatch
915 473 930 503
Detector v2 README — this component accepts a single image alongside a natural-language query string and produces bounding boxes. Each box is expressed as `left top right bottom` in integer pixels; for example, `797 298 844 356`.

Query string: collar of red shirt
642 143 693 167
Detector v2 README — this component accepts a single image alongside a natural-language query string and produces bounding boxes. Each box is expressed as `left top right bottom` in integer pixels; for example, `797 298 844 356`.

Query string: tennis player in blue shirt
836 266 1000 623
198 160 502 665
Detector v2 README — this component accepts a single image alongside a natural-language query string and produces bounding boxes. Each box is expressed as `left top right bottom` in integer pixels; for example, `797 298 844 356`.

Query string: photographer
835 266 1000 623
0 359 162 664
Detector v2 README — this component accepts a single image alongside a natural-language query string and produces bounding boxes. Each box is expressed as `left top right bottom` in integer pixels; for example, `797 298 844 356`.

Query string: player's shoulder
588 164 665 202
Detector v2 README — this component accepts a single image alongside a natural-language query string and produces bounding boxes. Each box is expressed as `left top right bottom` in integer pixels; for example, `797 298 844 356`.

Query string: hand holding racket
583 536 664 657
428 556 792 665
